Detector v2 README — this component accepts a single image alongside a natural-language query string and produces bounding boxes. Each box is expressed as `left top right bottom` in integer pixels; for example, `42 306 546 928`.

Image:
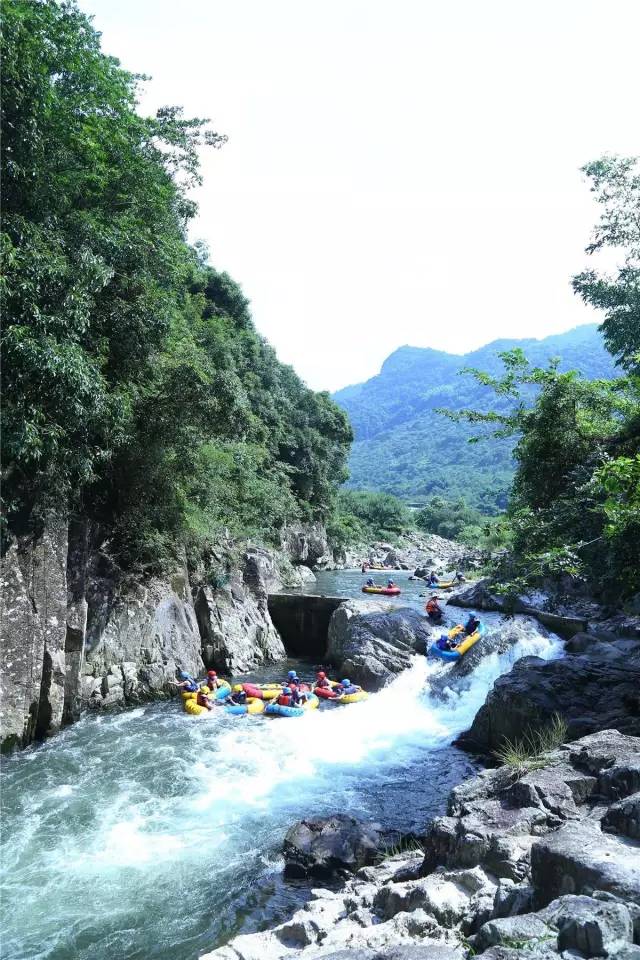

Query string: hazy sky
81 0 639 391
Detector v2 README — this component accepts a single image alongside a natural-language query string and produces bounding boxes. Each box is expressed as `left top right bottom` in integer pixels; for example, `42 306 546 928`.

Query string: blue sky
81 0 639 390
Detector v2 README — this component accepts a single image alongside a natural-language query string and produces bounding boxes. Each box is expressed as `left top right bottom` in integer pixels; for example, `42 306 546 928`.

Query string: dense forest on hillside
333 325 617 512
1 0 352 570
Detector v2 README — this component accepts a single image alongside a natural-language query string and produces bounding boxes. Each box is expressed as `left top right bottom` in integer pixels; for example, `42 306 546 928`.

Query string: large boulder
283 815 382 879
195 547 285 674
281 522 330 568
327 602 430 689
457 648 640 753
475 894 635 957
531 820 640 912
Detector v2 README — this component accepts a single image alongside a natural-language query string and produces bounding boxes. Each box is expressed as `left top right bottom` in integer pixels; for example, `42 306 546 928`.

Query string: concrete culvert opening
267 594 347 660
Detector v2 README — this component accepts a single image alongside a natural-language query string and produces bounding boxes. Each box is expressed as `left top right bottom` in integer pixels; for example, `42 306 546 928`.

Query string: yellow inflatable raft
182 681 231 716
337 689 369 705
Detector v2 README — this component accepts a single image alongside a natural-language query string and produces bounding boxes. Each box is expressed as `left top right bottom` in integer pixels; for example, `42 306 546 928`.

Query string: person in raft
226 684 247 706
454 571 466 583
196 686 214 710
171 670 199 692
276 685 302 707
315 670 332 691
436 634 456 651
361 562 369 573
365 577 375 587
464 612 481 635
286 669 309 702
204 669 222 692
387 579 395 589
335 678 361 698
425 594 443 622
427 571 439 586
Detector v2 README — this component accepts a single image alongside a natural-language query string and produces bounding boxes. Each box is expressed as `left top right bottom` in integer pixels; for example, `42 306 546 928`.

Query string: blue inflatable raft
429 622 486 661
264 693 319 718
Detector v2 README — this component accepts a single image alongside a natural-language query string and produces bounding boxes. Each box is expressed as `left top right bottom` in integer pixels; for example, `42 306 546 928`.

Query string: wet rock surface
201 731 640 960
327 601 431 689
458 646 640 752
283 816 382 879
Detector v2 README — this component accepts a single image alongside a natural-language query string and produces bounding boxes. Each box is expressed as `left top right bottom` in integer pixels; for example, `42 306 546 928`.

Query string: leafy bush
329 490 412 546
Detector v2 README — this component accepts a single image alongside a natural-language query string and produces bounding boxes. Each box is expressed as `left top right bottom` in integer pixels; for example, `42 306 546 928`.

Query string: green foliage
447 346 639 602
333 326 617 513
414 496 502 545
494 714 568 778
573 157 640 372
328 490 412 547
1 0 352 570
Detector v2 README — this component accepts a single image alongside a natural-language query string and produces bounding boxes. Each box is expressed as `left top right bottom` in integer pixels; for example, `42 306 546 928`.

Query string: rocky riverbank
0 517 328 752
333 533 482 576
202 729 640 960
199 600 640 960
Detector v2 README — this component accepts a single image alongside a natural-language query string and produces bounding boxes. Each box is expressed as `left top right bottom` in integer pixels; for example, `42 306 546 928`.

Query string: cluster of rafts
182 677 369 719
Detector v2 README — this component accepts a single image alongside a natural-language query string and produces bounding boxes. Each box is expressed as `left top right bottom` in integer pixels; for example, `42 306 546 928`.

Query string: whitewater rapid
0 624 562 960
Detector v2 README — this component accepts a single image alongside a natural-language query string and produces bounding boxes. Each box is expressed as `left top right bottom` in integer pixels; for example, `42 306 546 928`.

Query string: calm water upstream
0 571 562 960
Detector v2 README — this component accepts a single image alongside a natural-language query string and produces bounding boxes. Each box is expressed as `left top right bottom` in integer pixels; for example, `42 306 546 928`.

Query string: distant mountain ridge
332 324 617 512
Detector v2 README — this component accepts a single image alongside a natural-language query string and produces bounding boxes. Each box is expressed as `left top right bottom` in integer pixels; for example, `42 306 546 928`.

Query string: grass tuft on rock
494 713 568 777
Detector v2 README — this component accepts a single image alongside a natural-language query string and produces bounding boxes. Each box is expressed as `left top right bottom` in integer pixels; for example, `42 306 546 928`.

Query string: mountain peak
332 324 616 511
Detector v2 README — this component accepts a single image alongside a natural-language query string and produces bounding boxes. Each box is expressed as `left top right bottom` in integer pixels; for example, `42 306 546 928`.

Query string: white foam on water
0 619 563 960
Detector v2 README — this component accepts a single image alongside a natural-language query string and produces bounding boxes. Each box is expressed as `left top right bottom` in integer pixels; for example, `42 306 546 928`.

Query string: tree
573 156 640 372
1 0 225 524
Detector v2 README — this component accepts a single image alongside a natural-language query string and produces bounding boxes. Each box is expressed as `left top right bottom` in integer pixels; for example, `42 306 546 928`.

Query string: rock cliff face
195 547 285 674
1 521 290 751
1 520 69 750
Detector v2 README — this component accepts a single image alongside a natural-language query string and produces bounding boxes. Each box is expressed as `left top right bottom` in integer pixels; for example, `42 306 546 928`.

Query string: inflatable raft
335 689 369 704
182 680 231 715
225 697 265 716
429 622 486 662
265 693 319 718
362 586 401 596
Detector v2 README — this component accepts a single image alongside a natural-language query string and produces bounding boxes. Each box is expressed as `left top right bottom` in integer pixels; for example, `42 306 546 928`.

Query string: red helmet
316 671 326 680
207 670 217 677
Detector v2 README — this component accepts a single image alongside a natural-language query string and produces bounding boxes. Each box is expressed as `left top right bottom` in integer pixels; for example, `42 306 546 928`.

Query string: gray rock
327 601 431 689
547 894 634 956
531 820 640 910
458 653 640 753
1 518 69 750
492 879 535 918
281 522 330 568
84 568 204 708
283 815 381 879
319 947 463 960
474 913 554 952
195 548 285 674
602 792 640 840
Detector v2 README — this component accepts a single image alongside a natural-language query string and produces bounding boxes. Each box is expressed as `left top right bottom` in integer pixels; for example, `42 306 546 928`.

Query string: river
0 571 562 960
